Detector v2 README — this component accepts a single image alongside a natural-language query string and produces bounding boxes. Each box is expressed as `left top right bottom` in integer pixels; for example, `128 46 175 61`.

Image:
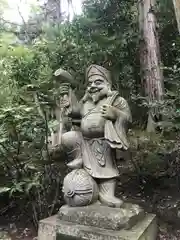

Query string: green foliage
0 0 180 227
0 41 62 227
130 131 180 179
0 0 139 224
0 0 8 15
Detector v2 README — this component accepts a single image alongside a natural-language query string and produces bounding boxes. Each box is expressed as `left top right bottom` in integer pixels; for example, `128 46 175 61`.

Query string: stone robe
77 91 131 179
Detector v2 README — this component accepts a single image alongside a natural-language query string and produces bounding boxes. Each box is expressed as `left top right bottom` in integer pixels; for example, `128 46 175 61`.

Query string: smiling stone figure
38 64 157 240
51 64 132 208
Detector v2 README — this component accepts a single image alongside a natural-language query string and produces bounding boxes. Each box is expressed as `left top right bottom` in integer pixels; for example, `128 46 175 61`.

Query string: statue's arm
68 98 82 119
102 96 131 123
112 97 132 123
59 90 83 131
103 96 131 153
59 87 82 118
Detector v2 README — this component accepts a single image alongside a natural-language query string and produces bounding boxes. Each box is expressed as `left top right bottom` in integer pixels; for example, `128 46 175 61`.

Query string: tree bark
44 0 62 23
138 0 164 132
172 0 180 33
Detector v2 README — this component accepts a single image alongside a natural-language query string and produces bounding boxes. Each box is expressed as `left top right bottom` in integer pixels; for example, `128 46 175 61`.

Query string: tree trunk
138 0 164 132
172 0 180 33
55 0 62 22
45 0 62 23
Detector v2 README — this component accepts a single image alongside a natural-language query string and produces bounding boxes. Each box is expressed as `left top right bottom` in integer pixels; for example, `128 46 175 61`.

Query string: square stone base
38 214 157 240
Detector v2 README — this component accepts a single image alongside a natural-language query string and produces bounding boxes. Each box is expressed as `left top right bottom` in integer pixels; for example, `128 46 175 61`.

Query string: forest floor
117 161 180 239
0 225 180 240
1 218 180 239
1 162 180 239
1 211 180 239
1 197 180 239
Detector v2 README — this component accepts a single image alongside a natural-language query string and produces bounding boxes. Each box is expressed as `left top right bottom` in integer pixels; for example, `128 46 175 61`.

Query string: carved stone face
87 75 110 103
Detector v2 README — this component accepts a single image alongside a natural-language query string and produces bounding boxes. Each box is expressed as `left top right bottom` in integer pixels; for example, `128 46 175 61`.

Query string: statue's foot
98 179 123 208
67 158 83 169
94 200 101 205
99 193 123 208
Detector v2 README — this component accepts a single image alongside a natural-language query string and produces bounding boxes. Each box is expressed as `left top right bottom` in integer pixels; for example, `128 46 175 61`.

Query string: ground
1 198 180 239
0 218 180 239
158 223 180 240
1 162 180 239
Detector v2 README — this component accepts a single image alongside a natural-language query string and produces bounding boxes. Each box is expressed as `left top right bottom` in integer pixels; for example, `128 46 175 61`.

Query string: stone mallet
52 68 76 146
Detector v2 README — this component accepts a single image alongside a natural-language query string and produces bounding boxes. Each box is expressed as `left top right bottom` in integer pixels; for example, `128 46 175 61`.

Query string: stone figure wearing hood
59 64 132 207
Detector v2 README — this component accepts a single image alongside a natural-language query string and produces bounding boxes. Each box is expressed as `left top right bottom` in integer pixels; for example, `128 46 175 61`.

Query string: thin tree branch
16 3 30 41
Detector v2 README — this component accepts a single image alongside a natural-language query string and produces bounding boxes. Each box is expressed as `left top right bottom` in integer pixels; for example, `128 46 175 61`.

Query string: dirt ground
0 222 180 239
1 163 180 239
1 204 180 239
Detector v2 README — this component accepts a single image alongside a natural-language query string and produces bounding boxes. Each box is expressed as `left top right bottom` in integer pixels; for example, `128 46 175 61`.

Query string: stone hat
86 64 112 84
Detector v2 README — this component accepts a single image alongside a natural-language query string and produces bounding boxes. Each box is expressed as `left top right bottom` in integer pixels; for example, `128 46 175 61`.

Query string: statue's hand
58 84 71 109
59 83 70 96
101 104 117 121
60 95 70 109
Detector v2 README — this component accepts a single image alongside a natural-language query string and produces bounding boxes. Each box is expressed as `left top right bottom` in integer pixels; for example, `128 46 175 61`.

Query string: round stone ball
63 169 99 207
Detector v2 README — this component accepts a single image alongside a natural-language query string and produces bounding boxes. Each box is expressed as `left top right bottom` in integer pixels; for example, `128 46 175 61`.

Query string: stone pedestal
38 203 158 240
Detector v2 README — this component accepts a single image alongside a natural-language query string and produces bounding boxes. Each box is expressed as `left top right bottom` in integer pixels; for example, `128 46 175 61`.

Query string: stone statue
38 66 157 240
50 64 132 208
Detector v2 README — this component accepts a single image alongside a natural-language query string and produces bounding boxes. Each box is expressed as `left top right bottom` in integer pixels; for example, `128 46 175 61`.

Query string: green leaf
0 187 11 194
0 137 8 143
48 119 59 129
